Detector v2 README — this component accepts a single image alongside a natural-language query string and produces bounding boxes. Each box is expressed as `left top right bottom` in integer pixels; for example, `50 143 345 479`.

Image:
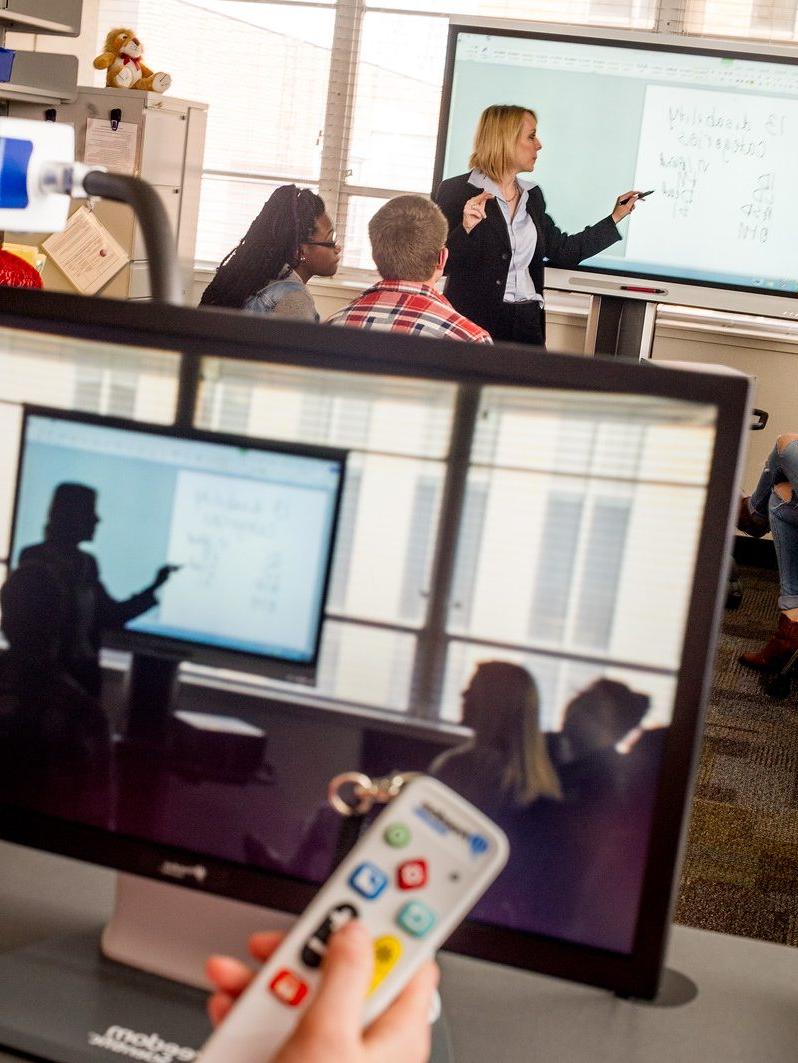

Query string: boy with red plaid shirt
327 196 491 344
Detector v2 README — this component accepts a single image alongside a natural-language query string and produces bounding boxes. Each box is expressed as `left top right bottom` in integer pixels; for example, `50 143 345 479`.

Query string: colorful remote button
469 834 490 857
396 900 437 938
269 969 308 1007
368 936 403 995
301 903 359 968
349 862 388 900
397 858 428 890
383 823 411 848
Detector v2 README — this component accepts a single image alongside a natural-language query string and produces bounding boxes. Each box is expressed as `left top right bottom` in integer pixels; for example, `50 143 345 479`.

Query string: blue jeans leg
750 445 779 517
751 438 798 519
769 488 798 609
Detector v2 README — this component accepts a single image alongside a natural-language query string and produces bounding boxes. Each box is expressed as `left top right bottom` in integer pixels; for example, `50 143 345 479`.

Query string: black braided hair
200 186 325 308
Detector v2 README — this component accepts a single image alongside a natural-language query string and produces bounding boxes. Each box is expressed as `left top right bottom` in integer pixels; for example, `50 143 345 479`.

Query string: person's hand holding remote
206 922 439 1063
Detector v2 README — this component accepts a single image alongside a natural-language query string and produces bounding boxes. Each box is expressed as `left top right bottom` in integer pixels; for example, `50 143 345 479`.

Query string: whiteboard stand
123 652 180 744
584 295 658 360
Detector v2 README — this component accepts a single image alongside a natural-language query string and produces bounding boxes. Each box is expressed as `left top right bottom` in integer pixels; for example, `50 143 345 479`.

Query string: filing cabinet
8 86 208 302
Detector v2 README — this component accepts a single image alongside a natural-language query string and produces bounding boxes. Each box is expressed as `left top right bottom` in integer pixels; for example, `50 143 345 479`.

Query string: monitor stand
102 874 297 987
123 652 181 745
0 873 453 1062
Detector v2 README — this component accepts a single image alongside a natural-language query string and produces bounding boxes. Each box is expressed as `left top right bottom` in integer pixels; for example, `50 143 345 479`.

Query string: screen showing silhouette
0 315 736 997
8 412 345 669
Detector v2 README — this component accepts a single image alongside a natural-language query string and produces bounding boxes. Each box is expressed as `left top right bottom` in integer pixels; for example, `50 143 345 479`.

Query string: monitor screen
8 409 346 674
435 26 798 317
0 291 749 1000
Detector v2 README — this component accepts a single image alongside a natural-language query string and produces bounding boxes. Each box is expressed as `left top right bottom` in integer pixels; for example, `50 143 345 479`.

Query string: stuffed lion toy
94 28 172 93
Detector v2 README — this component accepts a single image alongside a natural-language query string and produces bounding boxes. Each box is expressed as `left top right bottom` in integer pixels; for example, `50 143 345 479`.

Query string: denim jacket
243 268 318 321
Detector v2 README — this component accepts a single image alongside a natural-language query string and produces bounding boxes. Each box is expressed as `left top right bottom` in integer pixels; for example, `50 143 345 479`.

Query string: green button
384 823 411 848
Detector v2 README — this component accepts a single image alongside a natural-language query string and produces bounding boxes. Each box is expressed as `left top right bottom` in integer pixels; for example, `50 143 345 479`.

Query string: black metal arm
82 171 183 306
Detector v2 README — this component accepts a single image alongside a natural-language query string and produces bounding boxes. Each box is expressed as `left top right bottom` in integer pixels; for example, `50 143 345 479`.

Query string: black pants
491 300 545 347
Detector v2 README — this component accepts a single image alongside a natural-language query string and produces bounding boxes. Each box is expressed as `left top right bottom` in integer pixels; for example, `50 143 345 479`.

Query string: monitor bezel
0 288 750 999
433 22 798 320
8 405 348 681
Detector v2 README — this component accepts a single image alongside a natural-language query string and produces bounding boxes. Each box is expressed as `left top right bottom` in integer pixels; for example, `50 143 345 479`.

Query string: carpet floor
673 565 798 945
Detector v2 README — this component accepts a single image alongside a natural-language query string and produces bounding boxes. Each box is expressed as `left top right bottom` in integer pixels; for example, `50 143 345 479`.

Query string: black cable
82 171 183 305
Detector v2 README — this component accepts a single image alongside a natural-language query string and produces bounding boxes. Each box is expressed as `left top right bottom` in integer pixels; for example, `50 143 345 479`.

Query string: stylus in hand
621 190 655 205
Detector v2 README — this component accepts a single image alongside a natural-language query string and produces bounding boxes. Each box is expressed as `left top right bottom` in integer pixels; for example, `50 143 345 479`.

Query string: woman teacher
434 104 641 346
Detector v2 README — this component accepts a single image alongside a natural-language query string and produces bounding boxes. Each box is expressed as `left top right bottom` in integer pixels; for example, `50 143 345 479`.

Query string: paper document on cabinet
42 206 129 295
84 117 139 175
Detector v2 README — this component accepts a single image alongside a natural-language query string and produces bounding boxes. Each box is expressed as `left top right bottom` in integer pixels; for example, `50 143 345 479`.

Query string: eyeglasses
304 234 340 249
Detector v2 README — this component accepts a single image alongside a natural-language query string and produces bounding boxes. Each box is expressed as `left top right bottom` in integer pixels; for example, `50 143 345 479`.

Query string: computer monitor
0 289 749 1010
435 23 798 319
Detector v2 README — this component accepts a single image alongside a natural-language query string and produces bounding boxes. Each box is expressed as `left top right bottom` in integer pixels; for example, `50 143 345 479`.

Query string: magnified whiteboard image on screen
10 414 345 665
149 469 333 657
439 30 798 314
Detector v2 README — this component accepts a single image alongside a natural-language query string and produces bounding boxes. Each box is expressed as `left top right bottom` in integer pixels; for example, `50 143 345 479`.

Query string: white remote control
198 775 509 1062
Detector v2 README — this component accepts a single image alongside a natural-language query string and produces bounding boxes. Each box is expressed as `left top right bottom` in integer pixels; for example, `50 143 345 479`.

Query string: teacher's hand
611 191 641 224
150 563 181 591
462 190 493 233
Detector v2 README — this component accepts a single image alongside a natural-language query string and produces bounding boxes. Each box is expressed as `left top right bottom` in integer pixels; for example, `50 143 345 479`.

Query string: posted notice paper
42 206 129 295
84 117 139 176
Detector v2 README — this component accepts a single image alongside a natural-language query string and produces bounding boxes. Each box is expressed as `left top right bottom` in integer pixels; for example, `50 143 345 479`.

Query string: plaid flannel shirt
327 281 492 343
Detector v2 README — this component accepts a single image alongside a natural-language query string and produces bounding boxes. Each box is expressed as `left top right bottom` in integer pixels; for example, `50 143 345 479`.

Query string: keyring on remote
198 775 509 1062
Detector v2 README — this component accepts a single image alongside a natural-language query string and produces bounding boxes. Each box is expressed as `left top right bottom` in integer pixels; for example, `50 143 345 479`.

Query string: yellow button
368 935 403 995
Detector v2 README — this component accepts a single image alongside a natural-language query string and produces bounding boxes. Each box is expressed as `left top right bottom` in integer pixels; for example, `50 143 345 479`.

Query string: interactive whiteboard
436 28 798 316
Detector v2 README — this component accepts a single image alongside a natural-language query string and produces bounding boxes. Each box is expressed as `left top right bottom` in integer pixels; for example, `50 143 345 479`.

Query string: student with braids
200 185 341 319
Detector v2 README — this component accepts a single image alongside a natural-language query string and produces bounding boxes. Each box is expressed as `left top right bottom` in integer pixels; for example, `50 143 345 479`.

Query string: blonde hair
469 105 537 183
464 661 562 806
368 195 448 281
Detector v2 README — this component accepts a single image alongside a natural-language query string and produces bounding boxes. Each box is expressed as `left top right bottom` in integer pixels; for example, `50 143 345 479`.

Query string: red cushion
0 250 43 289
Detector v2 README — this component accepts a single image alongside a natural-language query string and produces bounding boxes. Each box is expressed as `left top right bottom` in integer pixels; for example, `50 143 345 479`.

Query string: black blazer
434 173 621 340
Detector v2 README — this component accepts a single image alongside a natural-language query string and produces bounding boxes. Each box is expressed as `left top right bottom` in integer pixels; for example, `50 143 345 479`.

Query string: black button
502 253 509 261
496 279 502 286
301 903 359 968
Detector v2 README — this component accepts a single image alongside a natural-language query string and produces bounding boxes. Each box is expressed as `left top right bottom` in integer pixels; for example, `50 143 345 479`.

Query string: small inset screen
10 414 345 664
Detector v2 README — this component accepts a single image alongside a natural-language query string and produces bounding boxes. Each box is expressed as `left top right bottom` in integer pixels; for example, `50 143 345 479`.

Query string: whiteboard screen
438 29 798 305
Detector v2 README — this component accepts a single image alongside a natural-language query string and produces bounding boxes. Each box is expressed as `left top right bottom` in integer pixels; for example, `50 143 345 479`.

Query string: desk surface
0 841 796 1063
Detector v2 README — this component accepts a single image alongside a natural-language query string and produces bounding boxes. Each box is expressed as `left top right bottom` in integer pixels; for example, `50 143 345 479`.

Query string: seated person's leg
740 474 798 670
738 433 798 537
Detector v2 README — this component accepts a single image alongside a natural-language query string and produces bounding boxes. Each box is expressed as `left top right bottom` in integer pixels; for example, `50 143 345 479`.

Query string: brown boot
740 613 798 671
737 496 769 538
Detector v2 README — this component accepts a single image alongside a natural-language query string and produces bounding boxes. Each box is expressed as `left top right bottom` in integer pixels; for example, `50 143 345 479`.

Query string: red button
397 859 428 890
269 969 309 1006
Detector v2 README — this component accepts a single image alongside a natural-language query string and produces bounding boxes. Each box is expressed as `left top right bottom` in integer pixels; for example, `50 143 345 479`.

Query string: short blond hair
469 105 537 183
368 195 448 281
